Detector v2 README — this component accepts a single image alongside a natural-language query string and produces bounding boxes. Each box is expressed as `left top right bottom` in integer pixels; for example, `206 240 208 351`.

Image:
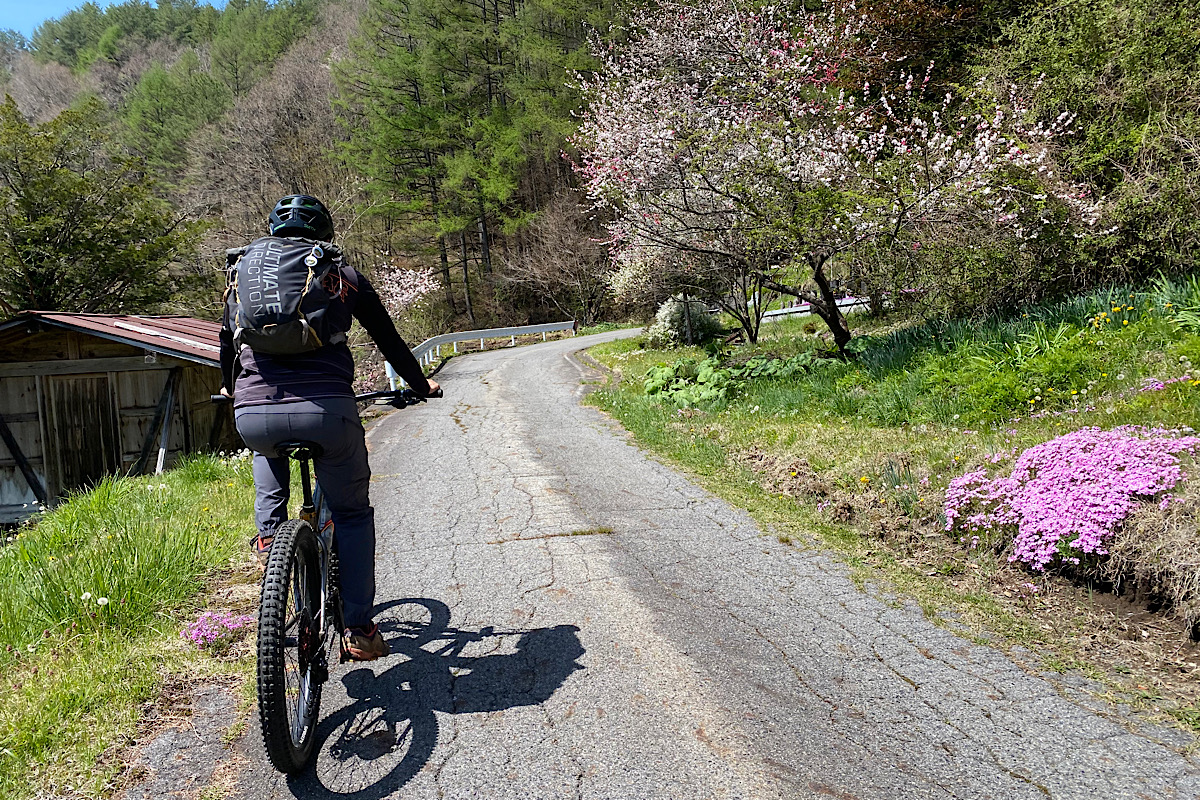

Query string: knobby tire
258 519 323 774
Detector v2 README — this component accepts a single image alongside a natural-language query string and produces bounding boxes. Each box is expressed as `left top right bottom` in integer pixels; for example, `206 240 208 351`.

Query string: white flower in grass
81 592 92 601
97 597 109 606
26 644 35 652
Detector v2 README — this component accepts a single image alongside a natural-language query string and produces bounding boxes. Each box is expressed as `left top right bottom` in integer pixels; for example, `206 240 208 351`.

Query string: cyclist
219 194 439 662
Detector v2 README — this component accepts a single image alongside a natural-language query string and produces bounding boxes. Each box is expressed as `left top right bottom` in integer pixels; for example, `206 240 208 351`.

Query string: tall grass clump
0 453 256 799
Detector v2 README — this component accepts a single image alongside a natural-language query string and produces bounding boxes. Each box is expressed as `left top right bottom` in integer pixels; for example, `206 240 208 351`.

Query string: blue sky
2 1 124 38
1 1 226 39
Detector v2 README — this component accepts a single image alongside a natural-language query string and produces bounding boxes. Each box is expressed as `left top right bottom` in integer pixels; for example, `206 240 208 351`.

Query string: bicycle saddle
276 441 324 460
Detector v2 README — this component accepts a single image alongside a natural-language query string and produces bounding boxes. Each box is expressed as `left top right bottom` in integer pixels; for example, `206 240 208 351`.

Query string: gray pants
235 398 376 629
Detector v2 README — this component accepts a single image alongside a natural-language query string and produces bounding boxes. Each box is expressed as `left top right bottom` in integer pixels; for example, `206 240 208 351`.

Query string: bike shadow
285 597 585 799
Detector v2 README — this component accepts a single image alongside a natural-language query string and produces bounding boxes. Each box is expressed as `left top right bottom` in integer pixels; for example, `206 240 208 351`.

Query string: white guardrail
760 296 870 320
387 320 576 388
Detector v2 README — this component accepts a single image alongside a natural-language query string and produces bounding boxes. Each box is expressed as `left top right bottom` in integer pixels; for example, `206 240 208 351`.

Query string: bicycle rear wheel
258 519 324 773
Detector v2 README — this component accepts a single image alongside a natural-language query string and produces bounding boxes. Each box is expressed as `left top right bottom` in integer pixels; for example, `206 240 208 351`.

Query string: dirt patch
736 448 945 544
1105 482 1200 634
114 677 244 800
734 449 831 499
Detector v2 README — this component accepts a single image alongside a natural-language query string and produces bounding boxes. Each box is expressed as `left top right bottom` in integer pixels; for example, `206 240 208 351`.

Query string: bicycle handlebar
210 387 443 405
354 387 443 405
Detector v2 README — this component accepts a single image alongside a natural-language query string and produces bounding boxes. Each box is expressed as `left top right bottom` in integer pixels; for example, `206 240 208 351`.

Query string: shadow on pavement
286 597 584 799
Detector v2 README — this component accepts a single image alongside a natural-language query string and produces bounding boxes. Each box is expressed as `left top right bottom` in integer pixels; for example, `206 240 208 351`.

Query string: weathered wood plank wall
0 325 232 522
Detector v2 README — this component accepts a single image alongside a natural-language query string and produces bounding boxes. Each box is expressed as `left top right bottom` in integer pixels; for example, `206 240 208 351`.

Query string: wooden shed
0 312 235 523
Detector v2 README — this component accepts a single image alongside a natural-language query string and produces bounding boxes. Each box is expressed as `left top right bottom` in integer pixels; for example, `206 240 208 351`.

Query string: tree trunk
459 230 475 325
681 294 694 345
428 173 457 315
438 234 457 314
477 194 492 274
760 250 853 354
808 251 852 353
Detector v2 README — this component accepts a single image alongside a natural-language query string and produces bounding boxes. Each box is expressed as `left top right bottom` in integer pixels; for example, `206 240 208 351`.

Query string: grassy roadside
584 282 1200 731
0 454 260 798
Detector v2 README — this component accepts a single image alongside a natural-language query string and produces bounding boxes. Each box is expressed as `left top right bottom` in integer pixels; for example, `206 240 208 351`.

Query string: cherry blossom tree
575 0 1100 349
353 262 441 393
373 263 442 318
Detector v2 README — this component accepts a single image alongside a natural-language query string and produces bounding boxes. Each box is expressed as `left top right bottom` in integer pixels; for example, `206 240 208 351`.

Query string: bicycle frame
294 457 341 672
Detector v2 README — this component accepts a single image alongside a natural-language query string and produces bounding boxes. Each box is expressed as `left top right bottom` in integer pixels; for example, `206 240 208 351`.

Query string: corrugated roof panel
1 312 222 367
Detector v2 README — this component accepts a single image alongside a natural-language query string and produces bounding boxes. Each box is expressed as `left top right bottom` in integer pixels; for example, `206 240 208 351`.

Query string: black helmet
268 195 334 241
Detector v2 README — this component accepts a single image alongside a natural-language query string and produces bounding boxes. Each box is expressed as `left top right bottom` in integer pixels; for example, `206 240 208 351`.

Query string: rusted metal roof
0 311 221 367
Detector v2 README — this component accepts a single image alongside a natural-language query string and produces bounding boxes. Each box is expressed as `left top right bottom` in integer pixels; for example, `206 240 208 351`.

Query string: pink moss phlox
944 426 1200 570
181 610 255 649
1138 375 1193 393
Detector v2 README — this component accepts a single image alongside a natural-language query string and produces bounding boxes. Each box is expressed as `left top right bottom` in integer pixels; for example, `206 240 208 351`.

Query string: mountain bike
213 387 439 774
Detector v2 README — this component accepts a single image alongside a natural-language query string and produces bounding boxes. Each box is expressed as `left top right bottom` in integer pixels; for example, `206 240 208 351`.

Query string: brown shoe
342 624 389 661
251 533 273 567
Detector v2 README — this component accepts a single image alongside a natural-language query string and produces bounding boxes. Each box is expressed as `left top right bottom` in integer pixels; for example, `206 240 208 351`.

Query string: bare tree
5 54 81 122
186 0 367 258
85 38 187 107
502 192 614 325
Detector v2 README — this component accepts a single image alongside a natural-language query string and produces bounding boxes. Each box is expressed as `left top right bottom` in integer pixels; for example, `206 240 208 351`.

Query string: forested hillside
0 0 1196 346
0 0 613 336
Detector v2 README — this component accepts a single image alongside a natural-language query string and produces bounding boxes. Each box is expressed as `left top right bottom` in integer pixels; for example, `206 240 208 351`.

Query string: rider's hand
425 379 441 397
220 386 233 398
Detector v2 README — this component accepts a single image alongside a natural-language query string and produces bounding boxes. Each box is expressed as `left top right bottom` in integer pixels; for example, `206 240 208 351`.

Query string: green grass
0 454 258 798
577 321 641 336
677 280 1200 432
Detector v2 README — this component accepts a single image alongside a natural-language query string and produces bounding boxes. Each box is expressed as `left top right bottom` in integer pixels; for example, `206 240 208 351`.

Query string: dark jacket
220 258 430 408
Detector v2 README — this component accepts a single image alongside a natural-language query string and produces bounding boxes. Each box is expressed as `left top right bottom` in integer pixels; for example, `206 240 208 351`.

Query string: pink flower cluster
1139 375 1195 392
944 426 1200 570
181 610 255 650
374 264 440 317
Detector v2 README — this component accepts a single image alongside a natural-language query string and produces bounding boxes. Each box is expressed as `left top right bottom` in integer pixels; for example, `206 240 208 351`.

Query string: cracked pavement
231 330 1200 799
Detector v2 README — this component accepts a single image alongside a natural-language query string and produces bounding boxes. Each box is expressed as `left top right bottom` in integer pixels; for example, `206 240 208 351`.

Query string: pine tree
337 0 611 321
123 51 232 179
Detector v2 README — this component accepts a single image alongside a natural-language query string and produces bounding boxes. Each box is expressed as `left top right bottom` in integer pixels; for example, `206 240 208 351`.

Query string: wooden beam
0 413 49 506
154 374 179 475
0 456 44 469
131 368 181 476
0 356 192 378
35 376 53 501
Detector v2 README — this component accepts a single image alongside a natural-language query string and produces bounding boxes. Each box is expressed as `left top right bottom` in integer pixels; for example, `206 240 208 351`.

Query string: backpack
225 236 351 355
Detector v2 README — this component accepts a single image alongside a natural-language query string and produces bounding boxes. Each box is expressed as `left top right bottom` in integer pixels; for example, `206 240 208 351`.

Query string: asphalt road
233 330 1200 800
